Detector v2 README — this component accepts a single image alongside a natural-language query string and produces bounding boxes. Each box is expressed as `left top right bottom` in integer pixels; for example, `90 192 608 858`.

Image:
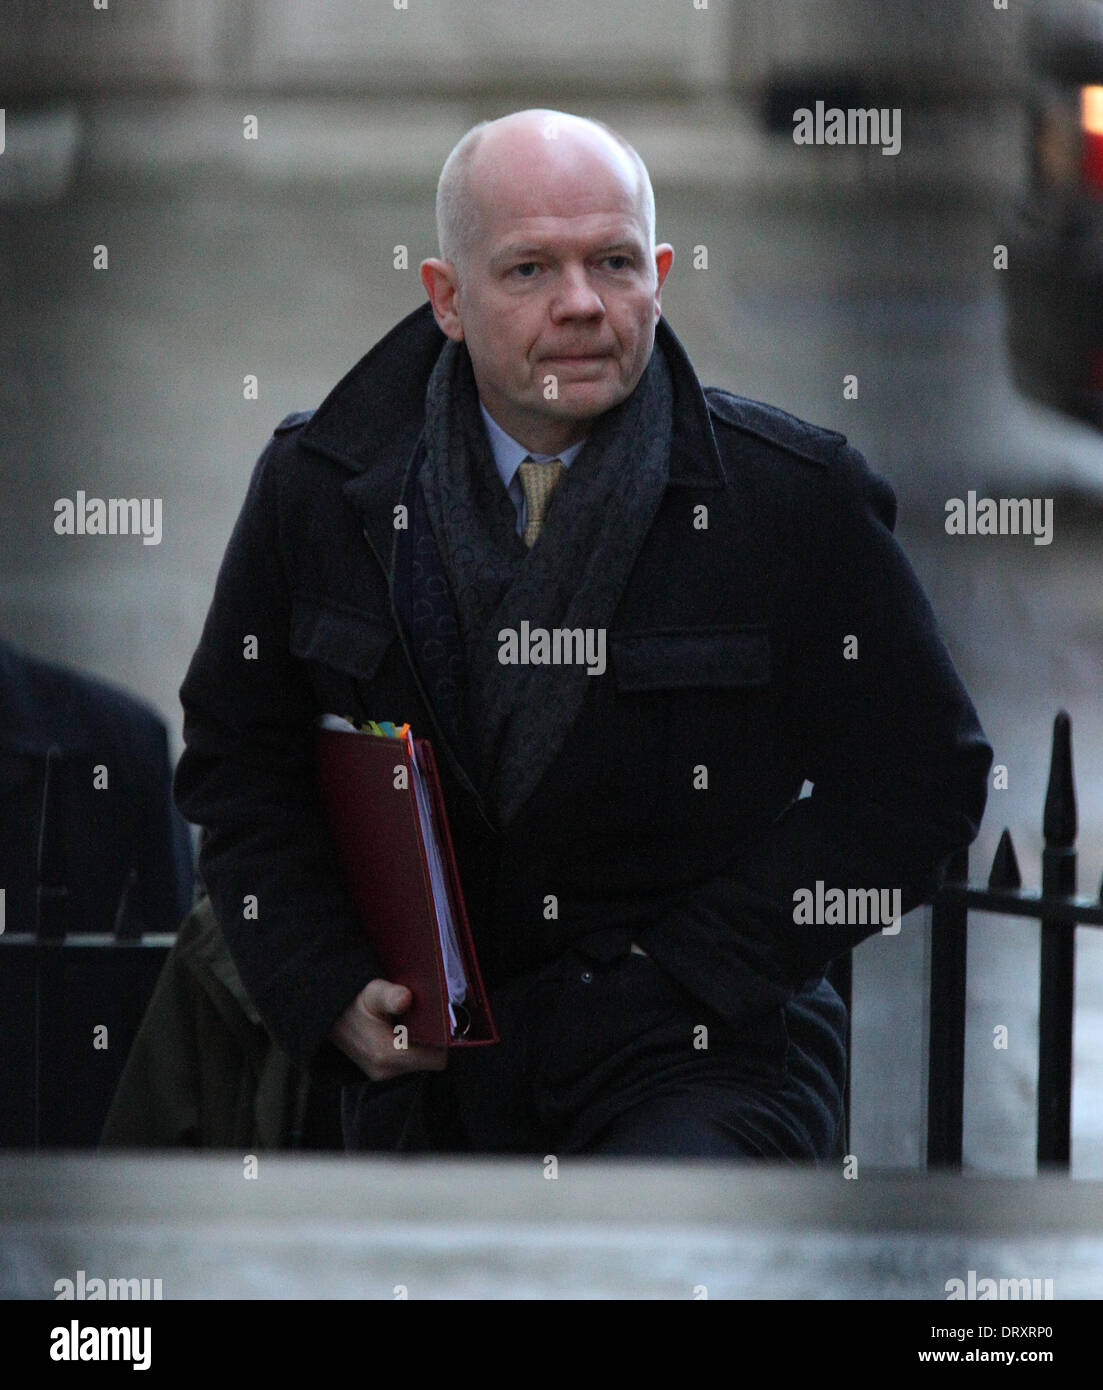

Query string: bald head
436 109 656 280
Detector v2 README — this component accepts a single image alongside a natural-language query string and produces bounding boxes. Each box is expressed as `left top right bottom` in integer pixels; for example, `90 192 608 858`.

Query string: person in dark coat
0 638 193 937
174 109 992 1160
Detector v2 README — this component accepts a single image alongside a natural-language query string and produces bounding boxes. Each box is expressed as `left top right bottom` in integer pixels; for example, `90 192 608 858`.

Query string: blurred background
2 0 1103 1175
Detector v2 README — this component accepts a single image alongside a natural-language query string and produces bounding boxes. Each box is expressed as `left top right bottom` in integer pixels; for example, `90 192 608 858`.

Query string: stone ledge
3 1156 1101 1298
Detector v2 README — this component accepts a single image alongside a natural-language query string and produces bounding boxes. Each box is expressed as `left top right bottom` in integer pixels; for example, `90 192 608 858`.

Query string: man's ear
420 259 464 341
653 244 674 314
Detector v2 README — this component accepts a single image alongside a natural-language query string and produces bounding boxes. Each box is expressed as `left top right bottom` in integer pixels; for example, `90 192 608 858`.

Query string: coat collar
298 303 725 570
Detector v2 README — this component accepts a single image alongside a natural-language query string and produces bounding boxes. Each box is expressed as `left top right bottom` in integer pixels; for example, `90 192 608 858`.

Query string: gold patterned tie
518 457 566 548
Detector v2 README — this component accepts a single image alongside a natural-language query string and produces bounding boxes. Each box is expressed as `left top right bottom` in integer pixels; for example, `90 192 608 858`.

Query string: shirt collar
479 402 587 491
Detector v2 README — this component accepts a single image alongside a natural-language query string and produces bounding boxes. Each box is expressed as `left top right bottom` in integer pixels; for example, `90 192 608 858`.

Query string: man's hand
328 979 448 1081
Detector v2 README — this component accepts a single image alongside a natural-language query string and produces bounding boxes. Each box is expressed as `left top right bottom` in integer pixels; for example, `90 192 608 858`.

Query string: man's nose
550 266 605 319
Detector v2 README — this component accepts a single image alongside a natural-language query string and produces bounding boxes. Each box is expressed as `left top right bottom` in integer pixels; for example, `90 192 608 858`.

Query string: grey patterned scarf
419 337 673 827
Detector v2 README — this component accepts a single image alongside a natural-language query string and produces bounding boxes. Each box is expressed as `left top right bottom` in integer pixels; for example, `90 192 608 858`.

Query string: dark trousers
341 933 847 1161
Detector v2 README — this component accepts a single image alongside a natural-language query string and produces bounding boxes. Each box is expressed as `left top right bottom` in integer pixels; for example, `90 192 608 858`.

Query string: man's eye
513 262 540 278
604 255 631 270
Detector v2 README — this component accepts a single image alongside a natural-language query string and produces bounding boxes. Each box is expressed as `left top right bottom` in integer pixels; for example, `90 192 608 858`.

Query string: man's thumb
384 983 411 1016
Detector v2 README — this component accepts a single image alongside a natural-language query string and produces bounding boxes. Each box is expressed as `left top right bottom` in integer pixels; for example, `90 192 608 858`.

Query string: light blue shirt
479 403 587 538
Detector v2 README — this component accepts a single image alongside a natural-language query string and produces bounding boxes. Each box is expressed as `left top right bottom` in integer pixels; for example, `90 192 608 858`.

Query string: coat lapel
298 304 447 574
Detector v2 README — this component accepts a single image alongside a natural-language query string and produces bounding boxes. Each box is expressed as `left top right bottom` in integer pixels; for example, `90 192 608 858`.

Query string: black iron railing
925 710 1101 1171
827 710 1097 1172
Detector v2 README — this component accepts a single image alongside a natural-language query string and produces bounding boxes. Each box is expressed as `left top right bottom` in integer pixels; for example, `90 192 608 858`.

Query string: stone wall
3 1 1025 99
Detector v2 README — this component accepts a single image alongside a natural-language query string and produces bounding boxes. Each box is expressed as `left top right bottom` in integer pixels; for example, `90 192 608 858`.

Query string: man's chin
539 380 632 422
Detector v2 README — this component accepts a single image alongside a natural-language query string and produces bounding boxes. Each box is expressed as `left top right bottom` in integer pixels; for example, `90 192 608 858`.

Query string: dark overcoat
174 303 992 1089
0 639 193 936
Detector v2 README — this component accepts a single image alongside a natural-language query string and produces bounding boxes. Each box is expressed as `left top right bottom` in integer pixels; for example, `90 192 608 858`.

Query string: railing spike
988 828 1022 890
35 744 70 941
112 867 142 941
1043 710 1076 849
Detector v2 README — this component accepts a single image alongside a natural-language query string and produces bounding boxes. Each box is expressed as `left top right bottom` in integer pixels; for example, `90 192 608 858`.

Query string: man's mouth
543 352 610 362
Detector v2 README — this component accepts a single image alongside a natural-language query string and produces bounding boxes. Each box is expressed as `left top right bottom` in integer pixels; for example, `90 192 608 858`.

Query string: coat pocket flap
610 627 771 691
289 597 396 681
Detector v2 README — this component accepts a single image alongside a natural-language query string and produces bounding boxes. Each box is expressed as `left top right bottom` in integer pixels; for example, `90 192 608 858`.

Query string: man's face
422 126 673 453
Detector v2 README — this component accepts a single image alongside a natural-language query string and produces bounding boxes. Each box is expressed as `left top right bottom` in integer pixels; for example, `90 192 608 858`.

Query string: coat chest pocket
607 626 778 803
289 596 398 711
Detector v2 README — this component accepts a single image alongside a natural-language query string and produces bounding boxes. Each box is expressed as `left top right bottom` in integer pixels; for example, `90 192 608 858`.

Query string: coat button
580 969 593 984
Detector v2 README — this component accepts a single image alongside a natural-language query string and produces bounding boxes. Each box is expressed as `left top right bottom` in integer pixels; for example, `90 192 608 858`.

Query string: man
175 109 992 1159
0 637 193 938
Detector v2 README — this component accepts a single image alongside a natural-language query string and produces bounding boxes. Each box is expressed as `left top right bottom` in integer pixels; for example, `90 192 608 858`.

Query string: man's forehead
478 170 648 254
